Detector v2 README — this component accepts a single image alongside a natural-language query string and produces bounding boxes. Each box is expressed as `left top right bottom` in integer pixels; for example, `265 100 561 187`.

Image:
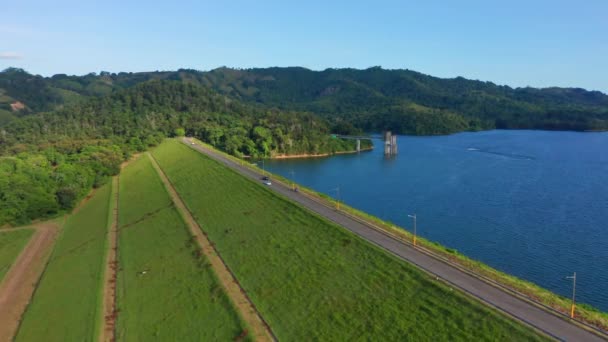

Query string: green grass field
196 139 608 330
0 229 34 281
16 183 112 342
152 139 547 341
116 156 247 341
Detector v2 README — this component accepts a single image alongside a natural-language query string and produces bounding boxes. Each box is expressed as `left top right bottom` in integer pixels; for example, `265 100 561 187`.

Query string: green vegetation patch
204 138 608 330
0 109 16 126
116 156 246 341
16 183 112 342
0 141 127 227
152 139 547 341
0 228 34 281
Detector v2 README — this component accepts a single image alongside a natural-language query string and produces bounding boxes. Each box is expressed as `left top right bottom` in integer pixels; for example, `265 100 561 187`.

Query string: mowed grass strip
152 139 547 341
16 183 112 342
0 229 34 281
116 156 247 341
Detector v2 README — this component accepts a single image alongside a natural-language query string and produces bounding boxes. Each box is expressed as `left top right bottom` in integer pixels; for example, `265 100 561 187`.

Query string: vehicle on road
264 181 272 186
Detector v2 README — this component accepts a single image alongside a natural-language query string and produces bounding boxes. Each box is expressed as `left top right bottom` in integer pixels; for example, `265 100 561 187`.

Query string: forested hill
202 67 608 134
1 80 361 157
2 66 608 134
0 80 365 226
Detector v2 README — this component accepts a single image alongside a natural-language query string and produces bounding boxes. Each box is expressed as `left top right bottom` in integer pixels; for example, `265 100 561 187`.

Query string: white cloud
0 52 23 60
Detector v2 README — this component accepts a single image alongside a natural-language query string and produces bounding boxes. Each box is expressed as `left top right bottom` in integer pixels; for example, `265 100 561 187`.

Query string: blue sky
1 0 607 92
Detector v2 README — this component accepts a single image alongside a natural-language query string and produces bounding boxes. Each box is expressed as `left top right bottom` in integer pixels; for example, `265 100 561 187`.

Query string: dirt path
99 176 119 342
147 153 275 342
0 222 60 341
99 155 138 342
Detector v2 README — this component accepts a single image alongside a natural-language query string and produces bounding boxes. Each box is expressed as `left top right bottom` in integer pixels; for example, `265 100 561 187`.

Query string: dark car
261 176 270 181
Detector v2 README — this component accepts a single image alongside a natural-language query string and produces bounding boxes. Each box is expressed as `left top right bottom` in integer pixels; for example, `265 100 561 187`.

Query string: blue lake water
265 130 608 311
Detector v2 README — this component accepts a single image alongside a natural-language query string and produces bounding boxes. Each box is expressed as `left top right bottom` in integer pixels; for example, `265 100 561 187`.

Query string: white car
264 181 272 186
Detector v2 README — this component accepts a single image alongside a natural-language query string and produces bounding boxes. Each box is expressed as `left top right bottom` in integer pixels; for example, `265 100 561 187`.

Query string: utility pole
331 186 341 210
408 214 417 246
566 272 577 318
337 186 340 210
289 170 295 190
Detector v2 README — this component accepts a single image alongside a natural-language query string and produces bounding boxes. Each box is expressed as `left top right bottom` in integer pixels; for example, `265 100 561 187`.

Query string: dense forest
1 65 606 226
0 140 126 225
1 80 366 156
2 67 607 135
0 79 366 226
200 67 608 134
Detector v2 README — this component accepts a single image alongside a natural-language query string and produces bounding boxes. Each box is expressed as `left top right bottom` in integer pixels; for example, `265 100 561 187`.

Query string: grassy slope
201 139 608 330
0 229 34 281
116 156 246 341
152 139 546 341
16 183 112 342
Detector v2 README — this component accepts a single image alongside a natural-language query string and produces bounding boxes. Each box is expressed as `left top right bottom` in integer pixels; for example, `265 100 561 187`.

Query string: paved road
182 138 606 342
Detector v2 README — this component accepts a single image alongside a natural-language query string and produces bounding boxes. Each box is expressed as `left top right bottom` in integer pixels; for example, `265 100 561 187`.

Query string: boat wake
467 147 534 160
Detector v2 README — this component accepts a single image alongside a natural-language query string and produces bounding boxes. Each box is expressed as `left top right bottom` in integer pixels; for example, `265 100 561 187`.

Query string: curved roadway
183 138 606 342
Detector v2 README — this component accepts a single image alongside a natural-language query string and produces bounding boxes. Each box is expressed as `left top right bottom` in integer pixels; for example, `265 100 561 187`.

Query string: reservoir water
265 130 608 311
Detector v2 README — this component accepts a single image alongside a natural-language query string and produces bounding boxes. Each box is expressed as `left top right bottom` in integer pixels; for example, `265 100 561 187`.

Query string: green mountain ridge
2 66 607 134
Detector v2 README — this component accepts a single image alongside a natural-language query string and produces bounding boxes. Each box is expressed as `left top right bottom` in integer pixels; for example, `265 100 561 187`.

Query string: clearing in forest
115 155 247 341
152 139 548 341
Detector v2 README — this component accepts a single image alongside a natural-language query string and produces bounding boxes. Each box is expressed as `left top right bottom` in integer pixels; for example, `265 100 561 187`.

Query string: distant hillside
0 80 365 158
198 67 608 134
2 67 607 134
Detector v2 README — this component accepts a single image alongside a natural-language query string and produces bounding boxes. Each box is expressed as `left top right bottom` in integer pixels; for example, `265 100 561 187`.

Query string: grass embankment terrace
153 139 547 341
0 229 34 281
16 183 112 342
192 137 608 332
311 195 608 330
116 155 247 341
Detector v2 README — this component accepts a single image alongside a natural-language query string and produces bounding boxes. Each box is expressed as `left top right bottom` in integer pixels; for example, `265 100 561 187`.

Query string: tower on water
384 131 398 156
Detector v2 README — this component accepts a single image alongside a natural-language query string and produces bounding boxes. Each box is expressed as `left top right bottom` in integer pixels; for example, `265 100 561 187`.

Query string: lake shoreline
263 130 608 315
271 147 373 159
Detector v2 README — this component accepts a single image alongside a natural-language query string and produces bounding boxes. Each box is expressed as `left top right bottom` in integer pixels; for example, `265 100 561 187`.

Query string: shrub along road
182 137 606 342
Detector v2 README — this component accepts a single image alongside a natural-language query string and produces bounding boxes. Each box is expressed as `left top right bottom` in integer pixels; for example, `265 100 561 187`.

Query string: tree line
0 80 365 226
3 67 607 136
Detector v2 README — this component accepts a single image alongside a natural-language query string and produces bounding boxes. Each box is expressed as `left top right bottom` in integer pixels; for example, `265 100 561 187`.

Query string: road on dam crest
182 138 606 342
